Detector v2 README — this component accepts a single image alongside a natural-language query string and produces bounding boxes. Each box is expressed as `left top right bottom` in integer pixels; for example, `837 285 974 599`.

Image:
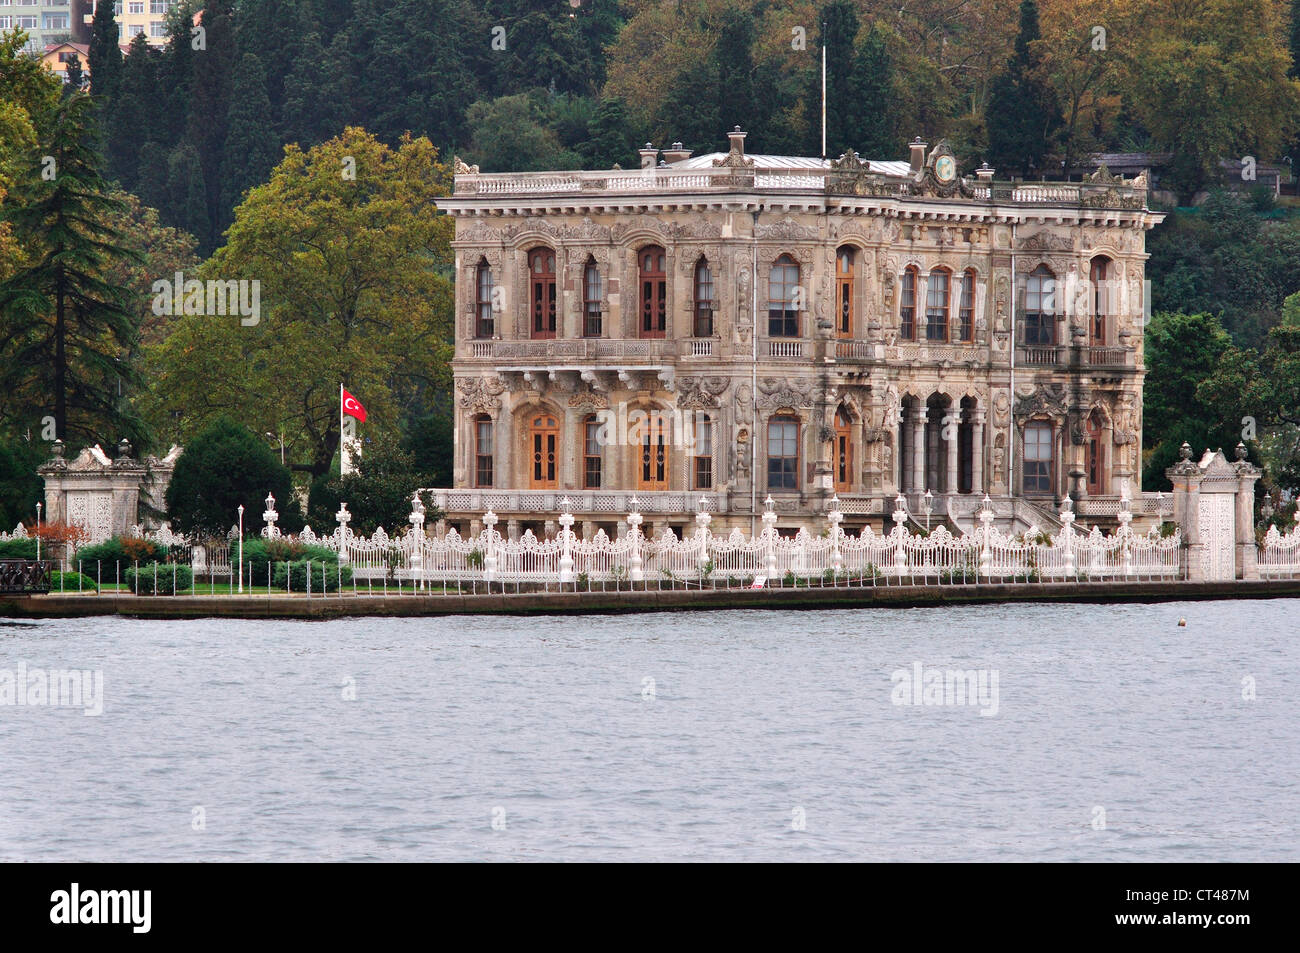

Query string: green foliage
985 0 1061 178
164 416 299 537
234 537 338 581
124 561 192 594
74 535 172 577
50 570 96 592
272 558 352 592
0 537 37 559
307 429 440 535
465 90 582 172
0 436 43 529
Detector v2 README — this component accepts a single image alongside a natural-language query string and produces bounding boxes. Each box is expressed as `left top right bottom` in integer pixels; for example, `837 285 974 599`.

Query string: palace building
433 129 1163 539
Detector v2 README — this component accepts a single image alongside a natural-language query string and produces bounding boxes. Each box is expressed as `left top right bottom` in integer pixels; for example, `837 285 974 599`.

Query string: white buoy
1177 618 1187 627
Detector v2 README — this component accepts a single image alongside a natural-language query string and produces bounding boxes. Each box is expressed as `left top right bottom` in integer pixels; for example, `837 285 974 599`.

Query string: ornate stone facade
439 131 1162 534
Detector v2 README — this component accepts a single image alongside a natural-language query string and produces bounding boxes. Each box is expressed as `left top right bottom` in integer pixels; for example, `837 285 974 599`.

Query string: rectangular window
149 19 165 36
128 1 143 13
1023 423 1052 494
43 12 69 28
767 419 799 490
583 263 602 337
693 263 714 338
926 270 949 341
767 260 799 337
474 265 494 338
694 416 712 489
16 15 35 27
128 23 144 35
0 19 9 30
900 270 916 339
957 271 974 342
474 419 493 488
584 419 602 488
150 0 172 12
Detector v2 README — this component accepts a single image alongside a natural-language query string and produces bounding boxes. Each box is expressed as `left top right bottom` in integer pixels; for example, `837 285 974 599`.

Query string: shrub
272 559 352 592
0 538 38 559
74 536 171 578
234 538 339 580
49 571 97 593
124 562 193 595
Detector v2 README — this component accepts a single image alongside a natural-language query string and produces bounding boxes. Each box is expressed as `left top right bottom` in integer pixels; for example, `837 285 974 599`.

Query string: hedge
74 537 172 578
234 538 339 580
124 562 193 595
0 538 38 560
272 559 352 593
49 571 97 593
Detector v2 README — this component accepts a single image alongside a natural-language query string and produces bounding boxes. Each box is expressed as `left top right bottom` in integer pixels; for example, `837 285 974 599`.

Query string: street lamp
237 504 244 594
923 488 934 532
35 501 41 564
265 432 285 465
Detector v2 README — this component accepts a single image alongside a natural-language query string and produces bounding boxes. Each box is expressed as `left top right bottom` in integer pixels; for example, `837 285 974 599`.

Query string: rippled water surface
1 599 1296 861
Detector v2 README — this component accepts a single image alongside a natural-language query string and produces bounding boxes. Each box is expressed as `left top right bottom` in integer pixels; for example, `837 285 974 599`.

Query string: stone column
506 518 521 542
910 409 925 494
945 412 958 496
971 412 985 495
1167 444 1203 581
1234 446 1262 580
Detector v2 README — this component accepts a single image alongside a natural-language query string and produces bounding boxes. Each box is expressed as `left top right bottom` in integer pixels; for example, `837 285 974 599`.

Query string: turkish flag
341 388 367 423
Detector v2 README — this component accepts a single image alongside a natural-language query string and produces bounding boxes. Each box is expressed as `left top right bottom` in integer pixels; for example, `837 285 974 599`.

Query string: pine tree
282 32 345 146
166 142 210 249
233 0 302 127
580 96 634 169
135 141 171 214
62 55 84 93
186 0 237 252
714 5 755 136
0 93 145 446
852 26 893 159
87 0 122 100
106 34 157 190
220 54 281 215
985 0 1062 178
805 1 861 158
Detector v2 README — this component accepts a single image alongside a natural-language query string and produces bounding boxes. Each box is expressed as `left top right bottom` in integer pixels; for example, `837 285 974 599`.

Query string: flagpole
820 23 827 160
339 382 345 476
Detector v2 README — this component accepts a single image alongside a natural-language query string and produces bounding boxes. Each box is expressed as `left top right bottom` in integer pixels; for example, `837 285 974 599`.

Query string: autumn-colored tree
143 127 455 477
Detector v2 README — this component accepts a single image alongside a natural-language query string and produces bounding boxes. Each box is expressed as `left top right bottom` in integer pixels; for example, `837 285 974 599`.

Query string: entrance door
834 409 853 492
637 413 669 491
529 414 559 488
1197 493 1235 581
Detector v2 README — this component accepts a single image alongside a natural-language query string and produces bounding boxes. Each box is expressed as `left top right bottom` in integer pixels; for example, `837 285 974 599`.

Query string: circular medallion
935 155 956 183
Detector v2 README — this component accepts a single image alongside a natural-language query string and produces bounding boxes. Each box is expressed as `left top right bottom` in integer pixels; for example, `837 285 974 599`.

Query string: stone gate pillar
1167 442 1261 581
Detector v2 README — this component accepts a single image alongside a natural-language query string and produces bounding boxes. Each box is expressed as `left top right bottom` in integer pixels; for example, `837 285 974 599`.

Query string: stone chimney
639 143 659 169
727 126 748 157
662 141 693 164
909 137 928 174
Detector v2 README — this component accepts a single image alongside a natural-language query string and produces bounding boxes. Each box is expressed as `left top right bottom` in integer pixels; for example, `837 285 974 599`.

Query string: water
1 599 1296 862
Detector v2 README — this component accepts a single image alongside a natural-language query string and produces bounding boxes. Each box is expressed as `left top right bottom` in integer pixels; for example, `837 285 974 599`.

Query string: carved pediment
756 217 818 242
1014 383 1068 421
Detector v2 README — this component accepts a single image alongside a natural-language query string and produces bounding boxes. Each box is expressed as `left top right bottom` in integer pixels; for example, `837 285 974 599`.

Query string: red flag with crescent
341 388 367 423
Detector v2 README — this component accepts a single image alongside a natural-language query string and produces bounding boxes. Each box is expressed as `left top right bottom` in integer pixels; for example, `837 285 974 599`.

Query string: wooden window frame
583 414 602 488
1023 421 1054 496
474 414 493 488
583 258 602 338
1023 265 1056 346
693 258 714 338
474 261 494 339
767 415 800 491
767 255 800 338
836 247 854 339
639 246 667 339
957 269 975 343
900 266 918 340
529 248 557 340
693 413 713 490
925 267 950 342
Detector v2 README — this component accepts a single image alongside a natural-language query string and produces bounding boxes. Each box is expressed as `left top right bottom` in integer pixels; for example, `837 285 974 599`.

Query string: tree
88 0 123 100
985 0 1061 177
106 34 158 190
219 54 281 215
186 0 236 251
714 4 755 134
579 96 635 168
0 92 145 448
464 92 582 172
62 55 84 94
144 128 455 477
852 25 893 159
165 142 210 249
1123 0 1300 200
804 1 860 158
164 416 298 537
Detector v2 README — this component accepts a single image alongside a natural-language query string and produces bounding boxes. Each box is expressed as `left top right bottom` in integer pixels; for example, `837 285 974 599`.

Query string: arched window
583 414 602 488
957 269 975 343
1023 265 1055 346
767 255 800 337
834 408 853 492
475 260 494 339
529 412 559 489
1089 256 1110 344
474 414 493 487
583 258 602 337
528 248 557 339
639 246 667 338
900 266 918 339
693 413 713 489
926 268 950 341
1023 421 1053 495
836 247 854 338
767 415 800 490
693 258 714 338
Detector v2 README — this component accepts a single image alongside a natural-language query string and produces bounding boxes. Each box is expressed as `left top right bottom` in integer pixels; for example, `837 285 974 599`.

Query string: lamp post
265 432 285 465
923 488 933 532
237 504 244 594
35 501 41 564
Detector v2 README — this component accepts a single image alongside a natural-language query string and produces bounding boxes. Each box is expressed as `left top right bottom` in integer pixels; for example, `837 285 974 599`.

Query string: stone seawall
3 580 1300 620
